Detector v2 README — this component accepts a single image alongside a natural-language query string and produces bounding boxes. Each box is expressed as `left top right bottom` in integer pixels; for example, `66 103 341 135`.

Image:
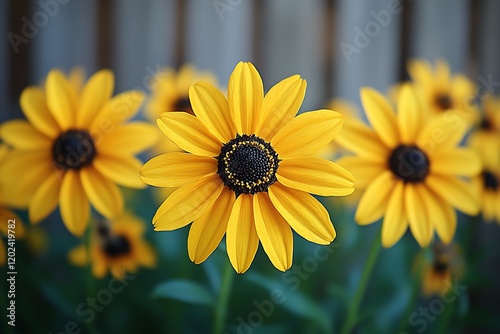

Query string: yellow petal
355 171 394 225
153 174 223 231
226 194 259 273
269 182 335 245
137 243 157 267
60 170 89 236
95 122 159 156
416 112 467 155
254 192 293 272
188 188 235 264
336 156 386 190
272 110 342 159
335 118 389 160
68 67 86 94
381 180 407 247
276 158 354 196
0 120 51 150
189 82 235 142
157 112 221 157
397 84 426 143
90 91 144 130
67 244 89 266
256 75 306 141
20 86 60 138
140 152 217 188
29 171 62 223
80 167 123 218
435 59 451 90
46 69 76 130
228 62 263 134
430 148 481 177
407 60 434 89
77 69 114 128
93 154 145 189
421 187 457 244
360 87 399 147
0 239 5 265
405 184 432 247
425 174 479 215
1 151 53 208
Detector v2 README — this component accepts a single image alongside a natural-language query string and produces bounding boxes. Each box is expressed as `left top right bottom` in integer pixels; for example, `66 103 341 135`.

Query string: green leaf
152 280 214 306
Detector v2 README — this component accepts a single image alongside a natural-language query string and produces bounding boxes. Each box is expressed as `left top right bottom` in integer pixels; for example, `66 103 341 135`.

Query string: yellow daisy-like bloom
337 84 481 248
0 69 158 236
469 97 500 223
422 242 463 297
140 62 355 273
146 65 217 154
408 59 477 120
68 213 156 279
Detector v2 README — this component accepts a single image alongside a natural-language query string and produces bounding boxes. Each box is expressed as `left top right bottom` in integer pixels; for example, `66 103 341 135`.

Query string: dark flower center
173 97 194 116
217 134 279 196
435 94 453 111
52 130 96 170
388 145 430 183
483 171 499 191
480 118 492 130
433 260 448 274
103 235 131 258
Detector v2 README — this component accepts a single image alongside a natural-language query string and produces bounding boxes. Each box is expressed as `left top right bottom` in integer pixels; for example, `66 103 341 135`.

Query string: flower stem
340 232 381 334
213 260 234 334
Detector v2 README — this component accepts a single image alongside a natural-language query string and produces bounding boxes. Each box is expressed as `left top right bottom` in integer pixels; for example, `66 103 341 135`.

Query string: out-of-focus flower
68 213 156 279
469 95 500 223
422 242 464 297
337 85 481 248
407 59 477 123
140 61 354 273
0 69 158 236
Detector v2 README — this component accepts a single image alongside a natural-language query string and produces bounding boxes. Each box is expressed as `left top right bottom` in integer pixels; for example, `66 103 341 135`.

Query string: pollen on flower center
388 145 430 183
217 134 279 196
435 93 453 111
483 171 499 190
433 260 448 274
52 130 96 170
174 97 194 116
103 235 131 257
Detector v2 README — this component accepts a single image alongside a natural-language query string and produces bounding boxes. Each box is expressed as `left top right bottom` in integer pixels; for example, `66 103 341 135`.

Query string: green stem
340 232 381 334
213 261 235 334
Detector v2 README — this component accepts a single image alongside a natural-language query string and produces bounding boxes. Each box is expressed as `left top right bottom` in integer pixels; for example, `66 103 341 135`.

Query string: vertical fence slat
333 0 402 106
185 0 253 84
1 1 10 122
112 0 176 93
261 0 326 110
410 0 469 71
478 0 500 82
31 0 98 82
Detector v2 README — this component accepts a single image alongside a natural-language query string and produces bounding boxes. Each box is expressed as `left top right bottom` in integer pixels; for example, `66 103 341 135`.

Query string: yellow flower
421 242 463 297
0 69 158 236
407 59 477 121
140 62 354 273
68 213 156 279
146 65 217 154
337 85 481 248
469 96 500 223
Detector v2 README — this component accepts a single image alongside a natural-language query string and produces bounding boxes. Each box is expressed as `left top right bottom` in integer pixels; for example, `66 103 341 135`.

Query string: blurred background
1 0 500 333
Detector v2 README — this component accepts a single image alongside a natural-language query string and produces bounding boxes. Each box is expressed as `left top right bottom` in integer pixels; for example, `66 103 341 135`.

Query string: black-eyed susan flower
140 61 354 273
469 98 500 223
68 213 156 279
337 84 481 248
407 59 477 120
422 242 463 297
146 65 217 154
0 69 158 236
